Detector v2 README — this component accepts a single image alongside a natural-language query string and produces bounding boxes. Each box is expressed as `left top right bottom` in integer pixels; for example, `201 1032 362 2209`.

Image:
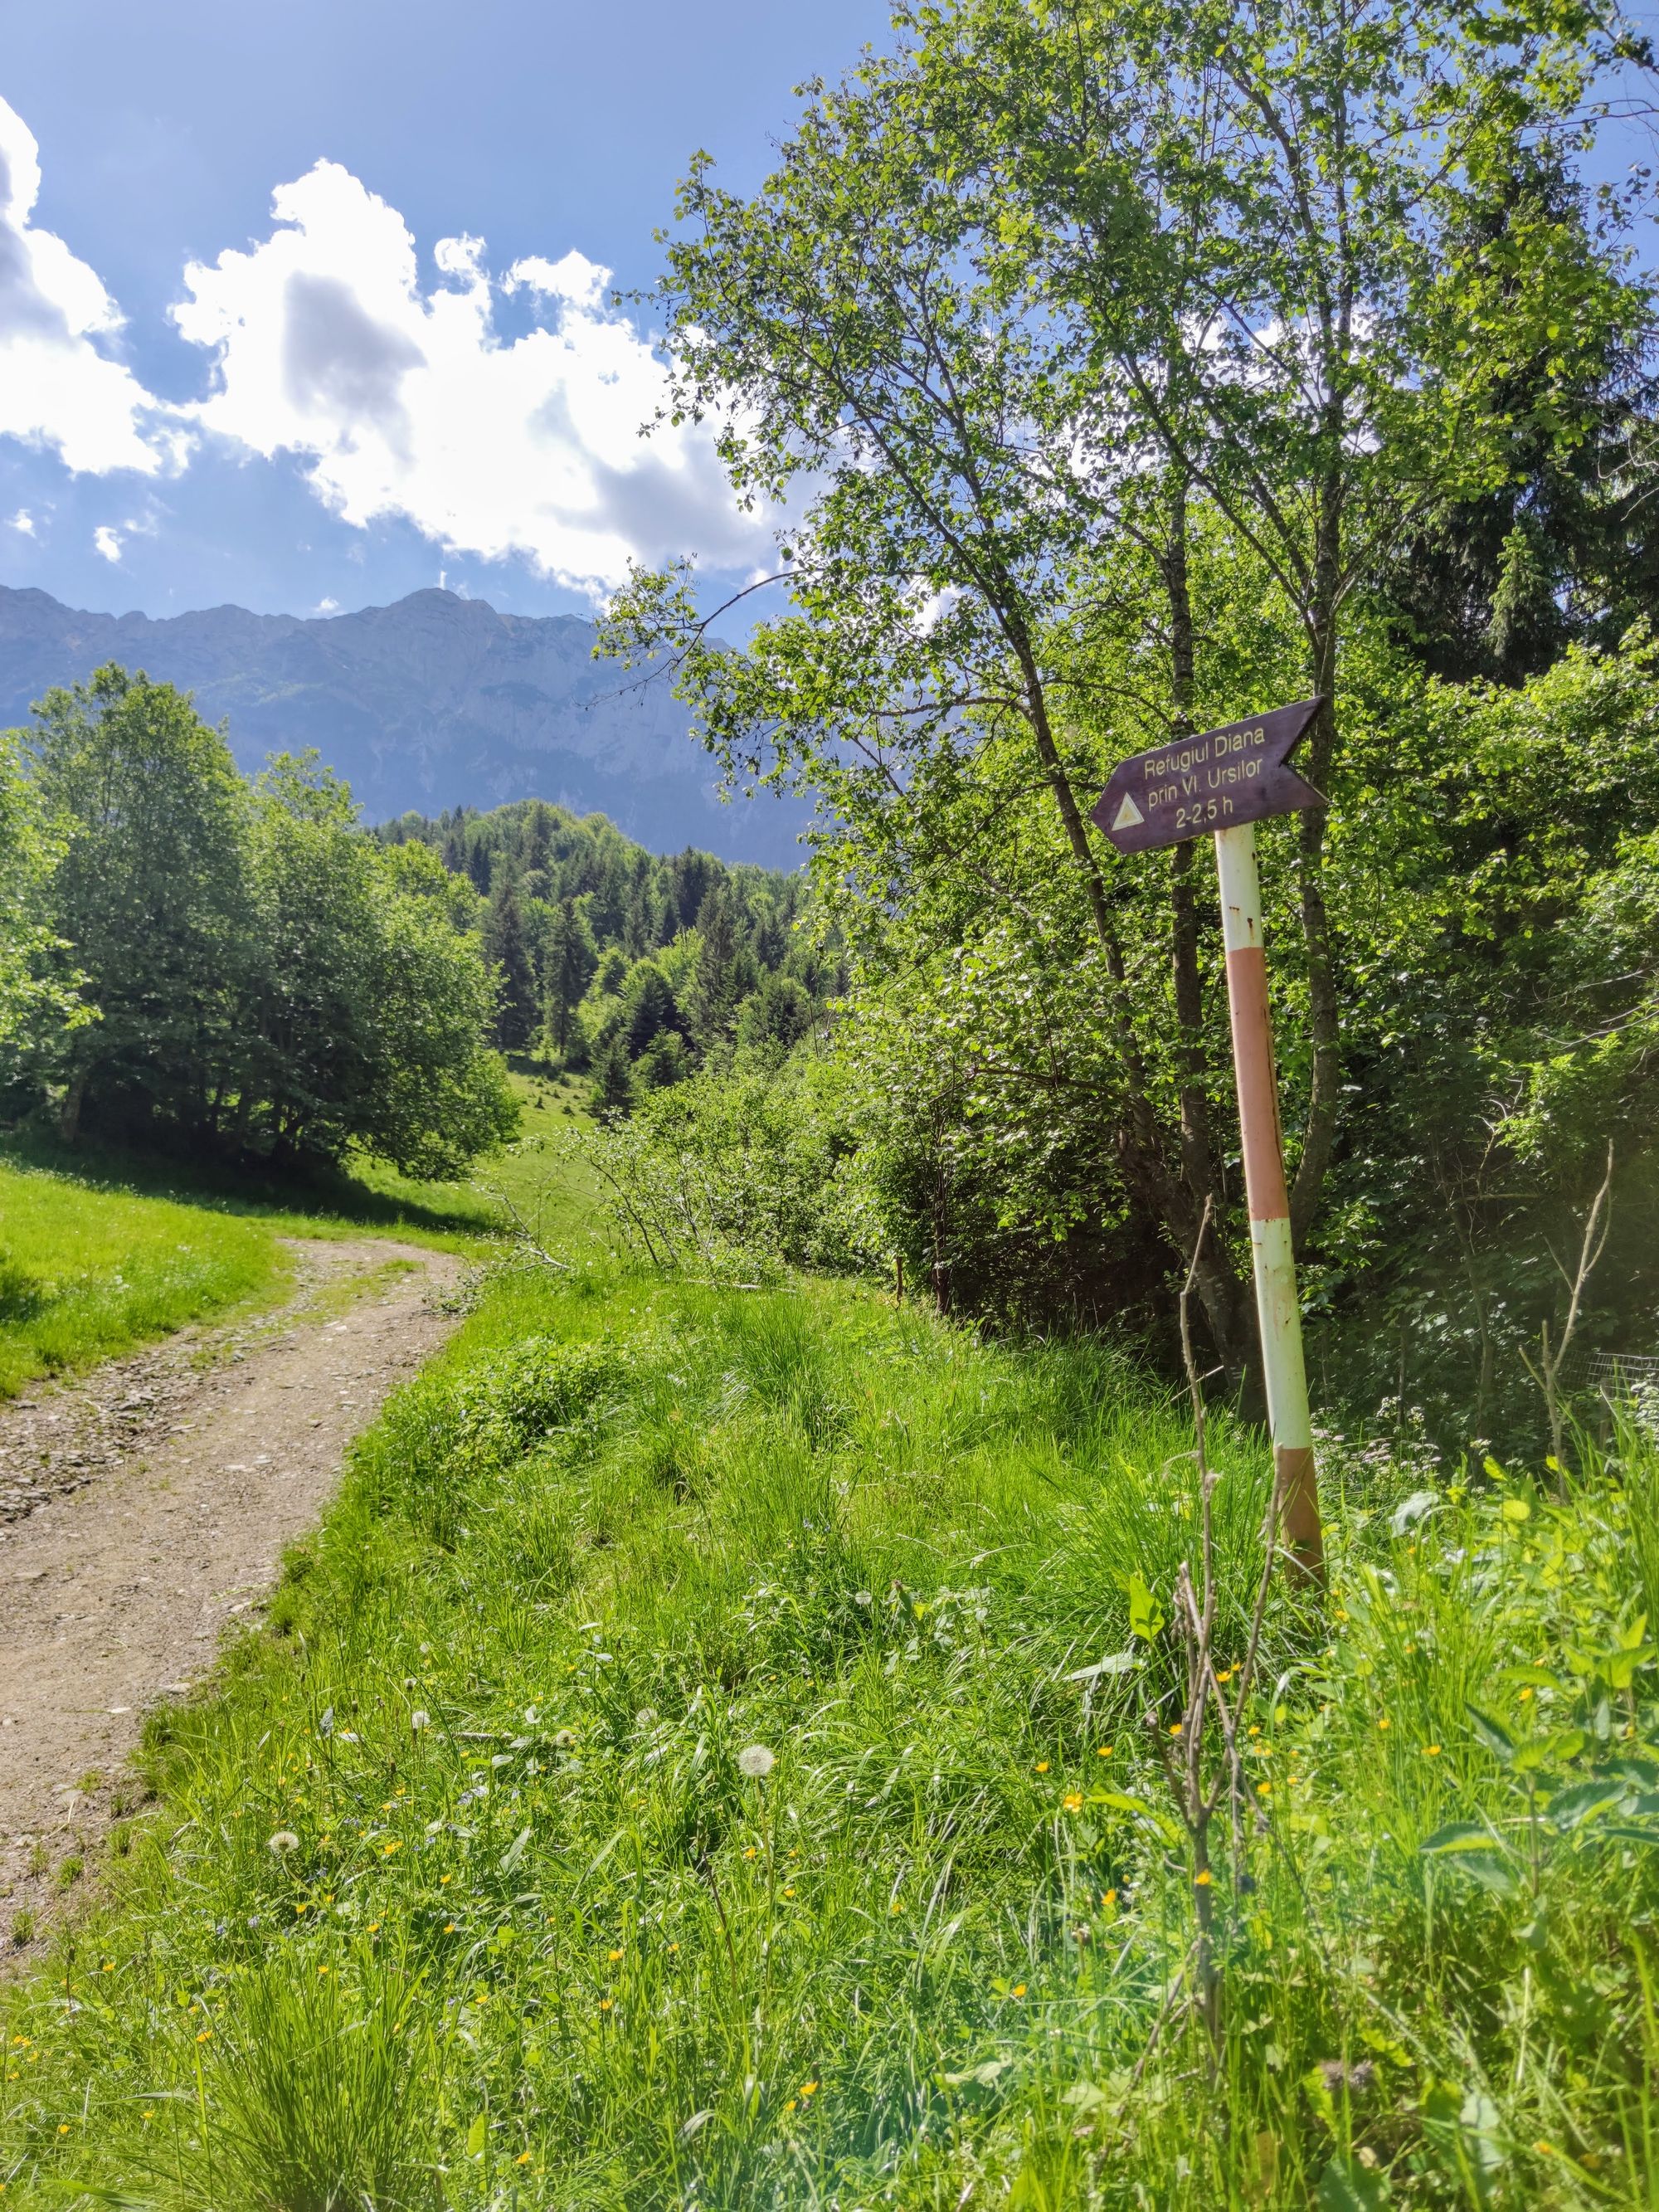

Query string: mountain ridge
0 584 805 865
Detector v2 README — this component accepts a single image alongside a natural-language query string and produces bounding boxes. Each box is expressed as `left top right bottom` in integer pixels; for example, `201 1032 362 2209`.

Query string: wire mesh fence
1549 1353 1659 1449
1580 1351 1659 1406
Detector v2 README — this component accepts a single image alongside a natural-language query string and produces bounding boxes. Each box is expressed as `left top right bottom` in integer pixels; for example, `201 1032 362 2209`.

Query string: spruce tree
588 1032 634 1119
543 899 598 1056
688 883 743 1048
484 877 538 1052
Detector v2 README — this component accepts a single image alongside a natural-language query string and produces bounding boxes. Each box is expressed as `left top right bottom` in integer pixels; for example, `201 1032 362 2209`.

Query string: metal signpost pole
1090 695 1327 1580
1213 821 1322 1581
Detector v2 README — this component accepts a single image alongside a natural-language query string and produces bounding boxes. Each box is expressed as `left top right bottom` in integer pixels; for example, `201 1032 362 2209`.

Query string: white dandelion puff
267 1830 299 1855
737 1745 776 1779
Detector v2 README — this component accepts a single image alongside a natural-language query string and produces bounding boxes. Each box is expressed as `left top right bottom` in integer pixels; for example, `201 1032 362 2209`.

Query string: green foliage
380 798 832 1084
7 1261 1659 2205
0 727 88 1056
481 876 538 1052
11 676 516 1181
580 1060 859 1280
586 1033 635 1122
596 0 1657 1426
27 665 251 1143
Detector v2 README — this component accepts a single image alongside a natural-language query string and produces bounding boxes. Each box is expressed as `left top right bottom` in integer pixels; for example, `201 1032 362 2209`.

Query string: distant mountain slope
0 585 806 865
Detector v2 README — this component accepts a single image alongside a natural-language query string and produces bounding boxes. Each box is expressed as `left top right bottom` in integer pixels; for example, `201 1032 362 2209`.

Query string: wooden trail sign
1094 699 1327 1580
1089 697 1324 857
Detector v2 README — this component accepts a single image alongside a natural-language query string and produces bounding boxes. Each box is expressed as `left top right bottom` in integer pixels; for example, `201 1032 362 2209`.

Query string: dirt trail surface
0 1235 465 1949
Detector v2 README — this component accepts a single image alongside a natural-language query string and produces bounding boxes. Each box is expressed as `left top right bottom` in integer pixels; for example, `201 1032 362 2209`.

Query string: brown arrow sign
1091 697 1326 855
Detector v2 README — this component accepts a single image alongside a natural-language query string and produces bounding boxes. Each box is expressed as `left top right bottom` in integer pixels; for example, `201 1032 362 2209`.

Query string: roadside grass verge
0 1072 599 1396
0 1157 283 1398
2 1262 1657 2206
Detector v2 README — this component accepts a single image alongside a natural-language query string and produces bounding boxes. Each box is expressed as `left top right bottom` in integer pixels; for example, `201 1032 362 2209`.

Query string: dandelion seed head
267 1830 299 1855
410 1710 430 1732
737 1745 776 1779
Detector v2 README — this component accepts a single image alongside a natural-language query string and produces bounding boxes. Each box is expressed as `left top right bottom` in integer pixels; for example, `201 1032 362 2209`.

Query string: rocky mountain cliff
0 585 805 865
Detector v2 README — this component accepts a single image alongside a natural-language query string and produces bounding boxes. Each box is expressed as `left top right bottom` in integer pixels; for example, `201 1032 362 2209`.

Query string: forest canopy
1 666 517 1178
596 0 1659 1448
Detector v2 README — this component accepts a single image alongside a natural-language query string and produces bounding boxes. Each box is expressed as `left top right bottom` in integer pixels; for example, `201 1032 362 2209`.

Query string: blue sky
0 0 894 621
4 4 1657 630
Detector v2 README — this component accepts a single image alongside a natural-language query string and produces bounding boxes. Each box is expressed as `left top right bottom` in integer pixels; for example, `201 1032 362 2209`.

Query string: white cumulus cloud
92 524 122 561
172 160 765 597
0 97 180 476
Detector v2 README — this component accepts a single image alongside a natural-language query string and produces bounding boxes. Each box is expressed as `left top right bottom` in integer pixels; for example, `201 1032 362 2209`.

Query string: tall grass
2 1261 1656 2206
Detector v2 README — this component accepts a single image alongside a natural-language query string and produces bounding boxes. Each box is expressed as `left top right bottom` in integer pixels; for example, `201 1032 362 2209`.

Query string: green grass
3 1258 1657 2207
0 1157 284 1397
0 1069 607 1397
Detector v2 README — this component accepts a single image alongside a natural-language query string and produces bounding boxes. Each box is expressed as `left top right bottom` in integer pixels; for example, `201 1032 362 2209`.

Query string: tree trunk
1288 466 1343 1252
1020 688 1248 1371
1164 479 1251 1381
57 1065 89 1144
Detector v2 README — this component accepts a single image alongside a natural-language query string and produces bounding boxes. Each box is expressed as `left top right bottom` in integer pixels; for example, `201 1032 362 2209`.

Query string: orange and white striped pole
1214 821 1323 1581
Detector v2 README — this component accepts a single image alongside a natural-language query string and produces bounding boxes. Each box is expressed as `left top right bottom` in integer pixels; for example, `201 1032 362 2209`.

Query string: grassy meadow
2 1241 1655 2208
0 1065 597 1400
0 1159 285 1399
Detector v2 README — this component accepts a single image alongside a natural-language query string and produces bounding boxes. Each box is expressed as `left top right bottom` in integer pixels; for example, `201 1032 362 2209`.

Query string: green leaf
1390 1489 1440 1537
1421 1825 1517 1893
1467 1705 1515 1762
1316 2153 1390 2210
1546 1780 1624 1831
1091 1789 1181 1844
1422 1821 1498 1854
466 2112 488 2157
1126 1571 1165 1641
1067 1649 1137 1683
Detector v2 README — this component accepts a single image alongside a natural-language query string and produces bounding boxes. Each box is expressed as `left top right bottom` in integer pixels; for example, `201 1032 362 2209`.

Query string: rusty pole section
1214 821 1324 1580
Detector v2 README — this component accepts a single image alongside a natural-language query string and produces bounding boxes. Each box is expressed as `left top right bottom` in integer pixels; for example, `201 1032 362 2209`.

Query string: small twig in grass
698 1857 740 1990
470 1179 575 1273
1158 1199 1288 2063
1520 1141 1613 1484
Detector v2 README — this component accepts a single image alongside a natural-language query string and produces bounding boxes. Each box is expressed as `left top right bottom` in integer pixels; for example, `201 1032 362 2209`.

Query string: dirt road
0 1235 465 1951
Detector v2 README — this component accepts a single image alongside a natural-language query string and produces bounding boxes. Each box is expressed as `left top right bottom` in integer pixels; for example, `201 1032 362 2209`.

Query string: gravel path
0 1235 465 1956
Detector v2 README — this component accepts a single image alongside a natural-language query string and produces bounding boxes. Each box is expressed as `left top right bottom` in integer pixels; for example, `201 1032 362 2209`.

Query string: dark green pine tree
484 877 538 1051
688 883 744 1048
588 1032 635 1120
543 899 597 1055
